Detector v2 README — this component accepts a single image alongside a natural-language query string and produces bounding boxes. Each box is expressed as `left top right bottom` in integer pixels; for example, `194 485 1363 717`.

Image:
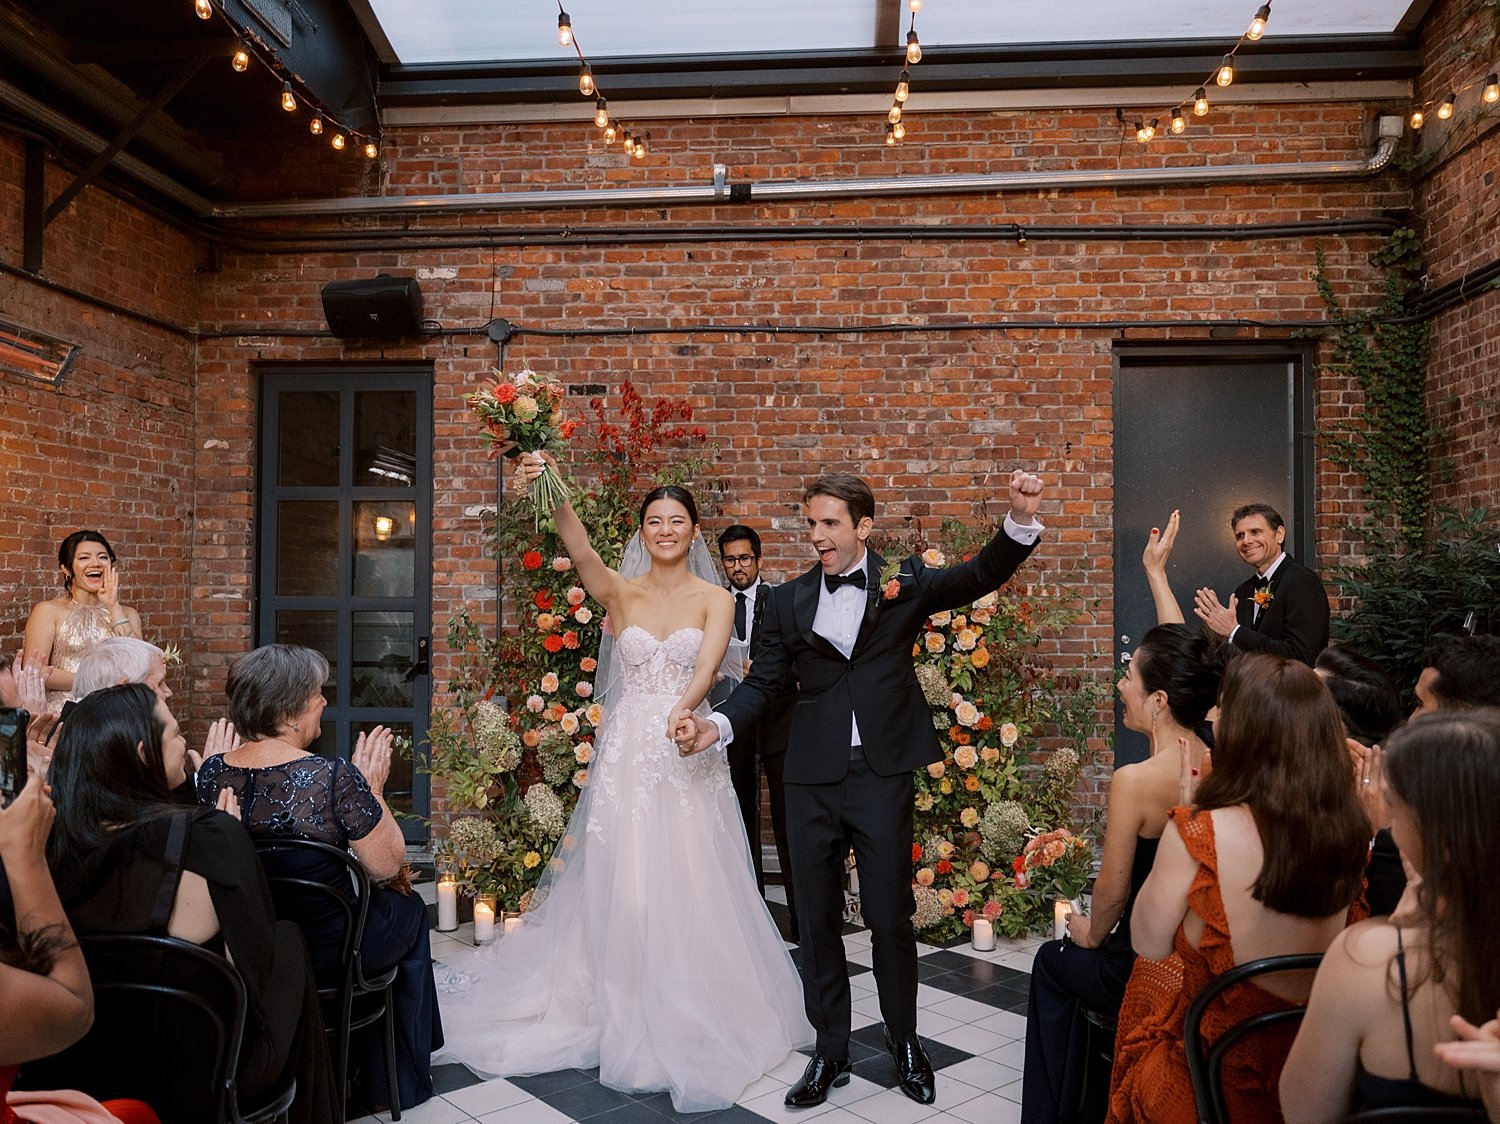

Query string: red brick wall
0 136 199 714
1411 0 1500 510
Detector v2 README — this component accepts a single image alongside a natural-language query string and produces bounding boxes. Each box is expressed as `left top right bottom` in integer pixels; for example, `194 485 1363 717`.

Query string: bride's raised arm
517 452 627 613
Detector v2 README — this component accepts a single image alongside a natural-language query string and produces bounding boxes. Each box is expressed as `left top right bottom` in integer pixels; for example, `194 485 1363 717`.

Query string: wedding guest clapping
1280 710 1497 1121
23 532 143 714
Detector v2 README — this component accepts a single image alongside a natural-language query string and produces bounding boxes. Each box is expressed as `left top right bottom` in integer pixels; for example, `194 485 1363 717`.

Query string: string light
880 10 921 146
895 70 910 103
885 123 897 146
893 119 906 140
1135 119 1156 143
1399 66 1500 133
364 139 379 159
309 112 324 136
905 29 922 65
194 0 213 18
231 46 250 72
555 4 646 163
1247 2 1271 41
1216 55 1235 87
1486 74 1500 104
331 131 346 151
1194 87 1210 116
1436 91 1455 119
1409 107 1425 129
280 81 297 112
1171 107 1186 133
908 0 922 10
888 103 902 124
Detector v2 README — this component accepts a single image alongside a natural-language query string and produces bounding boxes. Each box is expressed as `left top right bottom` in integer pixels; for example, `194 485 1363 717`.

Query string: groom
676 469 1045 1107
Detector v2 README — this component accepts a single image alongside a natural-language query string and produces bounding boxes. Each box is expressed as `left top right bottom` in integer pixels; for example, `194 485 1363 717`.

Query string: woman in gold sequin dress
24 531 144 714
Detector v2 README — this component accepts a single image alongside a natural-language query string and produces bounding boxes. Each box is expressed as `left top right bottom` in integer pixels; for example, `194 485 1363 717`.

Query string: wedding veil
592 530 745 715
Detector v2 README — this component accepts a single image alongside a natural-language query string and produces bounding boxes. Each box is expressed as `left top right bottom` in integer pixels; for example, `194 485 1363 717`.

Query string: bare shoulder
25 597 68 626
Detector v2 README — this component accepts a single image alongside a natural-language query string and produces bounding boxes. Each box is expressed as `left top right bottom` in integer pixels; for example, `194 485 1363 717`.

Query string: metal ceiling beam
378 35 1420 107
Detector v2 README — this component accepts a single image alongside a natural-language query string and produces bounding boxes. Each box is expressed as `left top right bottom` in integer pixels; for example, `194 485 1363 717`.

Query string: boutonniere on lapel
878 557 904 601
1252 586 1275 609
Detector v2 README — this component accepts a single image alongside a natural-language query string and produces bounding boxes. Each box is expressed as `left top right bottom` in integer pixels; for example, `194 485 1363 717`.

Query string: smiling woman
23 530 144 714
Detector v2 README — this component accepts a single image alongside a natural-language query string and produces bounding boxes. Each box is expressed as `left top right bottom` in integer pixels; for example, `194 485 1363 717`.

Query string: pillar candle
436 877 458 932
473 896 497 943
971 917 996 952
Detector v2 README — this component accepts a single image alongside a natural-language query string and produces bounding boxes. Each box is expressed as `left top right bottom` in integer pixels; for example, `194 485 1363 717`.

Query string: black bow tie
1255 575 1273 590
825 569 867 594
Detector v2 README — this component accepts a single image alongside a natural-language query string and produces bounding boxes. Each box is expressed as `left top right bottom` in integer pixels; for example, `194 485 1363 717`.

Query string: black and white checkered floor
350 885 1041 1124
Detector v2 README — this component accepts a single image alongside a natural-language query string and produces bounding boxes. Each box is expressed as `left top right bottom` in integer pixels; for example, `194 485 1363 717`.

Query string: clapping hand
1007 469 1045 524
214 786 242 822
1434 1009 1500 1121
98 560 122 614
1193 587 1238 638
1349 740 1389 833
352 725 395 795
1143 511 1180 575
187 717 241 774
12 650 47 718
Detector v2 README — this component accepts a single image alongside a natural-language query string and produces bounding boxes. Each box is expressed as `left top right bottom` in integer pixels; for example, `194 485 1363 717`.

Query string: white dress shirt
1230 550 1286 643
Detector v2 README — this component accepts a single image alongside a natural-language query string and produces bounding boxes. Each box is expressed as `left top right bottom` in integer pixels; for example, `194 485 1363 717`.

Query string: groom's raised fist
1007 469 1045 523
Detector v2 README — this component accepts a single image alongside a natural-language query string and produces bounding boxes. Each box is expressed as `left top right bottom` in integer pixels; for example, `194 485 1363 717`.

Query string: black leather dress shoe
784 1054 852 1107
885 1027 936 1105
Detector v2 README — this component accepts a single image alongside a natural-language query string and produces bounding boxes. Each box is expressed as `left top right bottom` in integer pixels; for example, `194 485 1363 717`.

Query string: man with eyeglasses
717 524 798 940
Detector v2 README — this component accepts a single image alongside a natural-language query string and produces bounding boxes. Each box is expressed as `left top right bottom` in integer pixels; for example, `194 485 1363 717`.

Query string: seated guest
45 684 340 1124
0 772 159 1124
71 638 172 702
1280 710 1497 1121
1107 653 1370 1124
1022 624 1221 1124
1411 633 1500 716
1315 644 1405 915
196 644 442 1112
23 531 143 714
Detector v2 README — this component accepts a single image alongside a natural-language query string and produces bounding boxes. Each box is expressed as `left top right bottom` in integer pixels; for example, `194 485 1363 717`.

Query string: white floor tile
924 994 1007 1026
983 1037 1027 1072
938 1056 1023 1095
846 946 875 967
912 1010 963 1038
930 1073 986 1110
368 1096 475 1123
441 1077 535 1116
939 1091 1022 1124
826 1074 885 1108
745 1087 839 1121
843 931 873 949
844 1086 944 1124
769 1053 816 1083
934 1023 1014 1058
970 1009 1029 1041
993 1073 1026 1105
914 984 951 1010
474 1098 577 1124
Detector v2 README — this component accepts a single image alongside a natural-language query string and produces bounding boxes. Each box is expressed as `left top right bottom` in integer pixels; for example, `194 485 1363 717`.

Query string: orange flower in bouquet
1021 828 1094 902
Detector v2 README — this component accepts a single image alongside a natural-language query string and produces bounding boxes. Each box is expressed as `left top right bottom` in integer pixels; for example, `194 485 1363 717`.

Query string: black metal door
256 366 434 841
1112 345 1316 766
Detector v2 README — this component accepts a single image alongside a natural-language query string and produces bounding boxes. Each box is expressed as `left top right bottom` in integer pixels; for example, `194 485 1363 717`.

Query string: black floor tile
510 1068 598 1097
541 1079 643 1119
432 1062 485 1094
967 981 1032 1013
589 1101 680 1124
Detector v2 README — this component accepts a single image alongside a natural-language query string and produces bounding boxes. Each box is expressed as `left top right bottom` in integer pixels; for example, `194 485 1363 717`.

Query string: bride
435 453 812 1112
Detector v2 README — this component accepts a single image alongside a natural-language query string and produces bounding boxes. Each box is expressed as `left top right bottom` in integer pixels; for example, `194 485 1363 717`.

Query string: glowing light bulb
1485 75 1499 104
885 123 897 146
603 119 618 143
1193 87 1210 116
1247 3 1270 40
364 139 378 159
905 30 922 65
309 112 324 136
194 0 213 18
620 129 633 151
594 97 609 127
632 136 646 159
1437 92 1455 120
557 10 572 47
908 0 922 10
231 47 249 72
1135 119 1155 143
331 132 346 150
895 70 910 103
1216 56 1234 88
281 82 296 112
1171 108 1185 133
892 119 906 140
888 103 902 124
579 65 594 97
1409 108 1424 129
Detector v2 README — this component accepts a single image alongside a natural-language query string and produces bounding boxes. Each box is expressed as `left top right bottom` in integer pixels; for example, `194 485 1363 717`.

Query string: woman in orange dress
1106 653 1370 1124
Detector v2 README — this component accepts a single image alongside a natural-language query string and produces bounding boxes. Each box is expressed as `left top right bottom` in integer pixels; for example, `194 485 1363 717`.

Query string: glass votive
473 892 497 944
971 916 996 952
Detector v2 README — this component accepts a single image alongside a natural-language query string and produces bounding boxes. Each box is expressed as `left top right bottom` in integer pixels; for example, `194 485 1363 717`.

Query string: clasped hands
668 709 718 757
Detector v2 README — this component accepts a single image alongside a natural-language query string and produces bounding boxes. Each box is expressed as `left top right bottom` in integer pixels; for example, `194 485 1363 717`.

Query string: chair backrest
17 933 248 1124
1184 952 1324 1124
253 836 370 991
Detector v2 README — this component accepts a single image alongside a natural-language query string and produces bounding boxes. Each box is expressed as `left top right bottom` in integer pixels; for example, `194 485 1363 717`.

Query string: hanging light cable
557 7 572 46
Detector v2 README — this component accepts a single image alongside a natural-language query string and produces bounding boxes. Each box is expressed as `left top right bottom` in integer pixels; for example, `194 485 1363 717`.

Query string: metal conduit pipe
213 116 1406 220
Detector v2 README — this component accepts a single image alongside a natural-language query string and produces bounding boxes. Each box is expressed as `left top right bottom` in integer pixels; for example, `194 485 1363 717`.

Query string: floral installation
465 367 580 526
426 380 720 911
873 516 1111 941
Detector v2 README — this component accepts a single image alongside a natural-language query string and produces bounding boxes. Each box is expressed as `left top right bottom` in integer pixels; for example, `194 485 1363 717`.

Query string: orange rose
969 647 991 669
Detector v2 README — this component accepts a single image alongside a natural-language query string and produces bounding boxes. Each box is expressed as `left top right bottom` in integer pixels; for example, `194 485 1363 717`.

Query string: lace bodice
614 625 701 696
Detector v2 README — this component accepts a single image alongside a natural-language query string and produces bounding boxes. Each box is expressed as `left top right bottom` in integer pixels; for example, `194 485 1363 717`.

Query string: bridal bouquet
1018 828 1094 902
466 368 577 526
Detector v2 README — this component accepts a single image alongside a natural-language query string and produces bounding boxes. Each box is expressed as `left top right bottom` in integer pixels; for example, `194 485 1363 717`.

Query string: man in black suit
677 470 1045 1108
1192 502 1329 666
716 523 798 940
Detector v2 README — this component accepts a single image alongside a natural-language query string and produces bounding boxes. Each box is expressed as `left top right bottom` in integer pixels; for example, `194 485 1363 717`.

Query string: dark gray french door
1112 344 1316 766
256 366 433 841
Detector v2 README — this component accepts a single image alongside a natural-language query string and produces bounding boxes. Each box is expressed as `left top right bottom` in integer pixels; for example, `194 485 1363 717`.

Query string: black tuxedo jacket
718 529 1036 784
1230 555 1330 666
746 584 795 754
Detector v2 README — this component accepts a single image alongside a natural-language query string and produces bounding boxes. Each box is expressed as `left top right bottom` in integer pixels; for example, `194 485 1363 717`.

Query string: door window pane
355 719 414 818
352 611 414 709
278 392 341 485
353 502 416 598
276 502 339 596
355 391 416 488
273 610 338 705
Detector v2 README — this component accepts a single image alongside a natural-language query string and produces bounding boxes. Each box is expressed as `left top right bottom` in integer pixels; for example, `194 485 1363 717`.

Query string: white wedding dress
434 626 812 1112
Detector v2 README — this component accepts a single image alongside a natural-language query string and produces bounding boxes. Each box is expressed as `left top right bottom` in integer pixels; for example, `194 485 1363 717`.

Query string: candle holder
971 916 997 952
473 892 498 944
435 859 459 933
502 912 524 936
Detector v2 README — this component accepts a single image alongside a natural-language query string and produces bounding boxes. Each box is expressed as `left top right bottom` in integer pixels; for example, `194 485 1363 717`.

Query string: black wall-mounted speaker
321 276 424 339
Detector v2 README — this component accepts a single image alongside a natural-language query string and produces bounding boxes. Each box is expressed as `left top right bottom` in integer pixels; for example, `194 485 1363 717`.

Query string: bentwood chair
254 836 401 1120
1184 953 1324 1124
18 933 296 1124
